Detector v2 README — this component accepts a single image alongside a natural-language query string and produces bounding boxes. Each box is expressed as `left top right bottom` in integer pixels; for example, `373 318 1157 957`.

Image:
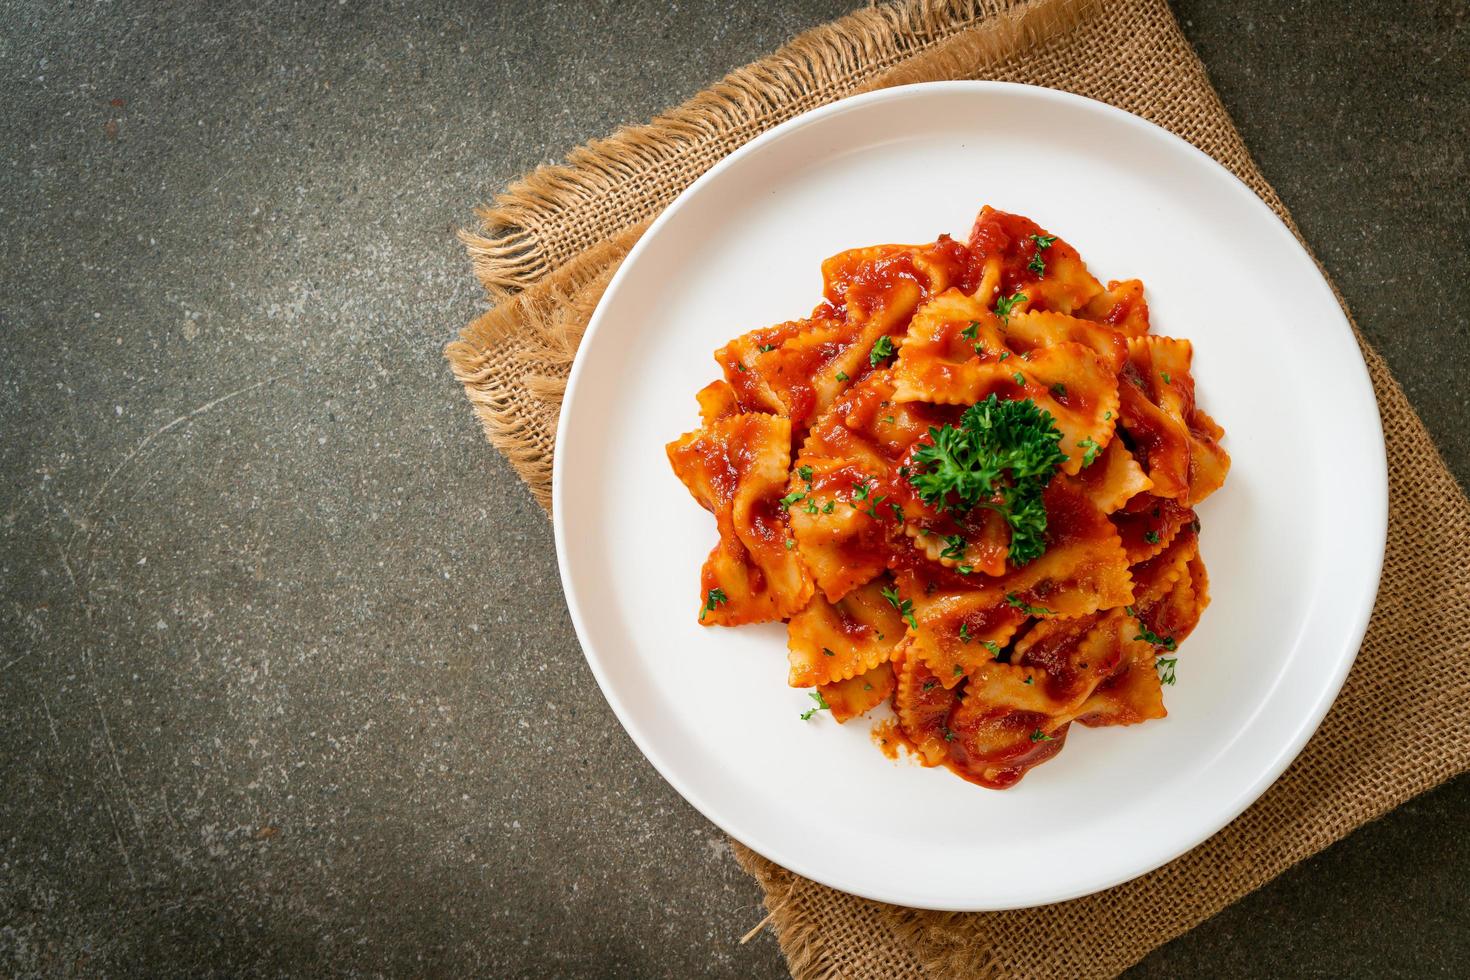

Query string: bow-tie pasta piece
786 579 906 688
1066 439 1153 515
668 413 813 624
818 661 898 724
1080 278 1151 338
1118 336 1230 505
968 206 1103 315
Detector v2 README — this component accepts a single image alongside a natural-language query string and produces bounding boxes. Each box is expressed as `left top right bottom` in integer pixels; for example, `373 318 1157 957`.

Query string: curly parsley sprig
906 396 1067 565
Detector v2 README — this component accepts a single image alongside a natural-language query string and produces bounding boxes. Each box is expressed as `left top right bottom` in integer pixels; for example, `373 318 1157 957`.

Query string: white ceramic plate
553 82 1386 911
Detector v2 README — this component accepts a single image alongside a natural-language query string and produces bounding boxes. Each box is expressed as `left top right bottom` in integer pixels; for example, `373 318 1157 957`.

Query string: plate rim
551 80 1388 910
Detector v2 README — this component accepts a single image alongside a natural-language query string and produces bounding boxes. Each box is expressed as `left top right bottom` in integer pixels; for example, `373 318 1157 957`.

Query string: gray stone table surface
2 0 1465 976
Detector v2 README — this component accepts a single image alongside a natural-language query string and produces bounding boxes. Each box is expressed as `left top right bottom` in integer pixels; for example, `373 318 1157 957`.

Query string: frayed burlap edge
446 0 1470 977
459 0 1094 300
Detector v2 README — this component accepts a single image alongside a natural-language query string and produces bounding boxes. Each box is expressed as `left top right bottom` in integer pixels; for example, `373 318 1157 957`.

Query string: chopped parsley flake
1157 657 1178 685
1077 437 1101 466
958 623 972 644
799 689 830 720
1050 382 1067 399
1029 728 1055 742
880 585 918 631
1161 371 1172 384
953 665 964 676
993 291 1027 322
797 465 814 481
869 335 896 367
835 371 849 382
1029 233 1057 249
735 362 747 373
1023 675 1034 685
981 640 1001 658
852 479 874 502
923 679 938 691
1135 623 1177 651
941 726 957 742
758 343 777 353
1144 529 1161 544
940 533 967 561
1103 410 1113 421
701 587 728 620
961 321 980 340
1027 251 1046 276
804 498 819 515
998 351 1011 362
822 501 835 514
1013 371 1026 386
1006 593 1056 616
779 490 805 511
890 502 906 524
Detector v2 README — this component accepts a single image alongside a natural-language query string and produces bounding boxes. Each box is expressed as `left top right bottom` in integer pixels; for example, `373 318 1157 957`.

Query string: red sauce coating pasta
668 205 1227 789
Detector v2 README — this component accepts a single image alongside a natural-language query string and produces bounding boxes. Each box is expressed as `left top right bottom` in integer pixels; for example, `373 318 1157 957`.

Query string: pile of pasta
666 206 1229 789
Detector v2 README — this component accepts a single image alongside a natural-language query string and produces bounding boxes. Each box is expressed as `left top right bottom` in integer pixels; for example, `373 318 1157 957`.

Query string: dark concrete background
0 0 1464 976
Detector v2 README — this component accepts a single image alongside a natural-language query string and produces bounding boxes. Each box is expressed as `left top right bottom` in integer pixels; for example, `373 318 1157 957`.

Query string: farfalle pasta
667 205 1229 788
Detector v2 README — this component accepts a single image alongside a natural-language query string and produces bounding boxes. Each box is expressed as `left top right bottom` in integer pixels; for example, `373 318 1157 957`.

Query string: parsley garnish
1077 437 1101 466
1144 529 1161 544
852 479 874 503
905 395 1067 565
880 585 918 631
1029 233 1057 249
973 343 985 356
835 371 849 382
1136 628 1176 651
779 490 805 511
993 292 1027 322
923 679 937 691
1012 371 1026 386
1103 410 1112 421
797 465 813 482
941 726 957 742
1005 593 1056 616
958 623 972 644
940 534 967 561
890 502 905 524
1029 729 1054 742
1157 657 1178 685
735 362 747 373
957 564 973 575
785 538 796 550
804 498 819 515
998 351 1011 362
982 640 1001 658
1027 251 1046 276
953 665 964 676
701 587 728 620
869 335 896 367
1131 613 1178 651
822 501 834 514
758 343 777 353
961 321 980 340
800 690 830 720
1050 383 1067 399
1161 371 1172 384
884 415 896 424
1023 675 1034 685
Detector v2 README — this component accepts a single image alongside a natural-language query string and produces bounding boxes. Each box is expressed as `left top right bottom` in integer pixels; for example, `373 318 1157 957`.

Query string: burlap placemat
446 1 1470 976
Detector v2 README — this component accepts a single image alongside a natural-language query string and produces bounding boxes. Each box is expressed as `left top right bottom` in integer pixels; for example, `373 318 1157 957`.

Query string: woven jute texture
446 0 1470 976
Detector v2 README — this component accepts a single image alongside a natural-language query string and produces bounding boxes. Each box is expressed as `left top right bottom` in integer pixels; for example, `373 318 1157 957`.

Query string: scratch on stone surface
93 689 146 840
76 375 285 546
100 794 138 887
39 692 62 750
